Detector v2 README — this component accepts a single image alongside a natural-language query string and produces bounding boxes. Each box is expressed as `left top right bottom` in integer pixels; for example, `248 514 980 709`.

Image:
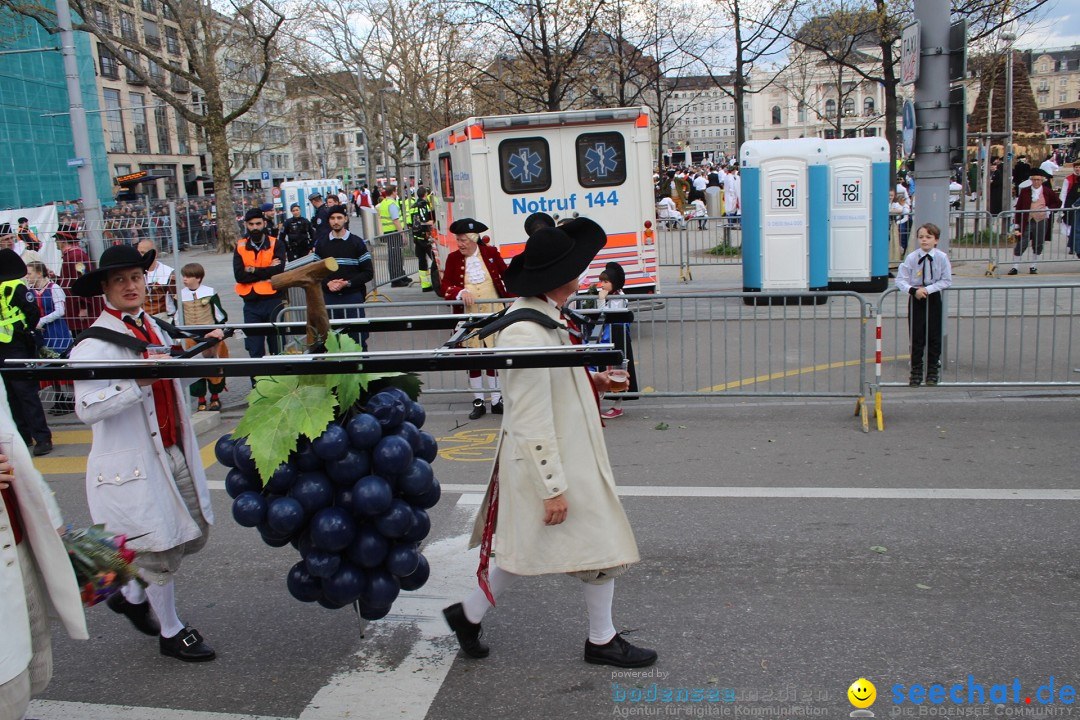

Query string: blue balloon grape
346 526 390 568
398 554 430 591
290 471 334 515
385 544 420 578
215 435 237 467
287 561 322 602
373 435 413 476
296 529 314 558
313 423 349 461
380 386 413 405
361 568 401 608
396 421 421 453
399 459 434 498
400 508 431 544
416 431 438 463
349 475 393 517
358 604 391 620
366 392 406 432
310 507 356 552
267 496 306 536
264 462 298 494
412 477 441 510
233 438 258 477
231 491 266 527
317 597 348 610
258 527 292 547
347 413 382 449
293 440 322 472
326 449 371 486
322 563 365 605
375 499 415 538
405 401 426 429
225 468 260 498
305 549 341 579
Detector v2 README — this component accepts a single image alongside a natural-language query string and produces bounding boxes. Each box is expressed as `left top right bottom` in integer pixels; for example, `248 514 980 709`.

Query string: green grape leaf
234 380 339 480
322 331 367 412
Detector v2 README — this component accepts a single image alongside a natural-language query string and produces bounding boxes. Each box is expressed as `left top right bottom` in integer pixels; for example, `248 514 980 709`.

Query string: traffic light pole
912 0 952 251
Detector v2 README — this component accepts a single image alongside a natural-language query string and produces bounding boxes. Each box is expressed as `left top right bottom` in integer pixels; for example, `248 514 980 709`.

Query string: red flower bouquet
63 524 141 607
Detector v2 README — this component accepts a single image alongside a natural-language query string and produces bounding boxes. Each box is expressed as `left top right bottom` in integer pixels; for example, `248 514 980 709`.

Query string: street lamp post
1002 27 1016 215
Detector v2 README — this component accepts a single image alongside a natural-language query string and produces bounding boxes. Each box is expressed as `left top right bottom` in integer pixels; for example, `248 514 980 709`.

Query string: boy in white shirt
895 223 952 387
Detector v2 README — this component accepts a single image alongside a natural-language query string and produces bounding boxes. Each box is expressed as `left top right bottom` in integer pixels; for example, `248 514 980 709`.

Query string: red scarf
103 308 179 448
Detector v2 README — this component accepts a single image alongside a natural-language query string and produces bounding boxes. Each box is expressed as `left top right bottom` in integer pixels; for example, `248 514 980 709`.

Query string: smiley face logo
848 678 876 709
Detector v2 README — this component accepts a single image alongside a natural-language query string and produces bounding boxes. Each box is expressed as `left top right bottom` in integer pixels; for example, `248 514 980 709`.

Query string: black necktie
123 314 150 343
919 254 933 287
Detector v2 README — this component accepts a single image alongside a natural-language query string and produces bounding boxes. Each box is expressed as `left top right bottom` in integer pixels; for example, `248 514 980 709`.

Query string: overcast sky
1017 0 1080 48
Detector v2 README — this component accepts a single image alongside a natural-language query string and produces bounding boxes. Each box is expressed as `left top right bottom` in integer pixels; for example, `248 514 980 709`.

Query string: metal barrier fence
656 217 743 271
875 283 1080 389
366 230 417 294
949 207 1080 274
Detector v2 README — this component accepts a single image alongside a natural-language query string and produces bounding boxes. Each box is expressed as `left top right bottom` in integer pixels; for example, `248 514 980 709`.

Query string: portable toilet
740 139 829 304
824 138 890 292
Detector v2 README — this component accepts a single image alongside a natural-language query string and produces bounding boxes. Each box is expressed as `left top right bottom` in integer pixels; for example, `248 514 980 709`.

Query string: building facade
663 75 741 161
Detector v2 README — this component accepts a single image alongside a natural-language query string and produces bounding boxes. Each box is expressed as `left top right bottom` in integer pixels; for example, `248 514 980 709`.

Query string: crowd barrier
656 216 743 275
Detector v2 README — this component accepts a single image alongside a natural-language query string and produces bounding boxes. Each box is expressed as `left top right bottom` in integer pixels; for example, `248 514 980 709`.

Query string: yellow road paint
699 355 902 393
52 429 94 445
437 428 499 463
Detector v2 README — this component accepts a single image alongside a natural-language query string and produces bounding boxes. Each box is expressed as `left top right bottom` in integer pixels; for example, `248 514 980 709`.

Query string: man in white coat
724 165 741 224
442 217 657 669
69 245 222 662
0 388 88 720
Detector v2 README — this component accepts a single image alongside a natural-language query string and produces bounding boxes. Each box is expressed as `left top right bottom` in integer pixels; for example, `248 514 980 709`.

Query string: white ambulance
427 106 658 292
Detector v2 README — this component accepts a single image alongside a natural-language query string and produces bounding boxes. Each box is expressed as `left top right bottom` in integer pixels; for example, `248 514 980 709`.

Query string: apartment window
103 88 126 152
119 11 136 40
175 111 189 154
864 97 875 116
771 105 781 125
130 92 151 154
797 102 807 123
1061 93 1068 103
165 26 179 54
155 105 171 154
92 3 112 31
141 0 155 12
161 1 174 19
98 44 119 79
148 59 164 82
124 49 142 83
843 98 855 116
143 19 160 48
864 128 877 137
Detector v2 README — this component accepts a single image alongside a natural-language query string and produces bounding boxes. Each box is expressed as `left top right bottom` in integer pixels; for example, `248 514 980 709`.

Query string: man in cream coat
443 217 657 669
69 245 222 662
0 387 88 720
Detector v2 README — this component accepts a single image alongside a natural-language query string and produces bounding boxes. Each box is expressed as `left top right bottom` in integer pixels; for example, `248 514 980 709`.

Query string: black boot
909 364 923 387
925 365 940 386
468 399 486 420
442 603 489 658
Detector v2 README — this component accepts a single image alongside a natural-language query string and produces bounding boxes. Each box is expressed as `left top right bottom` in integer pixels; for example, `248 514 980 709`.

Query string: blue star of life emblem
508 148 543 183
585 143 618 177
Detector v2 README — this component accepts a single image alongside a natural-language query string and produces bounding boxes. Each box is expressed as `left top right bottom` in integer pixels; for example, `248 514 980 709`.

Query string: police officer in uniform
281 203 315 261
232 208 286 361
314 204 374 349
0 249 52 456
310 192 332 245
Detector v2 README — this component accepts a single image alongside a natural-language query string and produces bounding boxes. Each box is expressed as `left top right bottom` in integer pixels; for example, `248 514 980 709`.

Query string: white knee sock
469 375 484 402
462 565 518 624
121 578 147 604
583 579 617 645
485 373 501 404
144 579 185 638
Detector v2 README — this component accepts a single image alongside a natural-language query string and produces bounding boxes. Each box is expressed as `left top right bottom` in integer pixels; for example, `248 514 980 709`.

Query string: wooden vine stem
270 257 339 349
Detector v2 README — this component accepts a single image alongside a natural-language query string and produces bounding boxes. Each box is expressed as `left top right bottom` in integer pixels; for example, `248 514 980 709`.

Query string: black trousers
0 341 51 444
909 293 943 370
241 296 286 358
412 230 432 272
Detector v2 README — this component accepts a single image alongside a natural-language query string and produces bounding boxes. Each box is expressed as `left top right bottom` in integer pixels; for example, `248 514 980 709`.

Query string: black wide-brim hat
71 244 155 297
1028 168 1053 179
604 261 626 291
523 212 555 236
449 218 488 235
0 248 27 282
503 217 606 297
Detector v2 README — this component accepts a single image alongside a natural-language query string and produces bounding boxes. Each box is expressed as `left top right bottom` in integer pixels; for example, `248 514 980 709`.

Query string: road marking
51 429 94 444
433 428 499 462
699 355 902 393
34 438 220 477
28 700 290 720
442 483 1080 500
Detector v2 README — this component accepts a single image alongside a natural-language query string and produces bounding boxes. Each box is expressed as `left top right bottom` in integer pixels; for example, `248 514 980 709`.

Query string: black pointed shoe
468 399 486 420
442 603 489 658
160 626 216 662
491 400 504 415
106 592 160 636
584 633 658 668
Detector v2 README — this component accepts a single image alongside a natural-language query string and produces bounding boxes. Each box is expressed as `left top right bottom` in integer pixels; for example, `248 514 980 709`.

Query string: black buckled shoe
107 592 160 636
160 626 216 662
442 603 489 658
491 400 503 415
468 399 486 420
584 633 658 668
32 440 53 457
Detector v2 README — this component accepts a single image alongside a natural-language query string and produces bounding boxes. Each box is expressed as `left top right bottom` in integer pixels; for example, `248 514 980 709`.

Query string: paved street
24 389 1080 719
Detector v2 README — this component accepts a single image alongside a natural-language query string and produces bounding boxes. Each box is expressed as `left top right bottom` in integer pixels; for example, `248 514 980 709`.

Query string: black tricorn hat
1028 168 1052 180
71 244 155 297
0 248 27 282
503 217 606 297
449 218 488 235
603 261 626 291
523 212 555 236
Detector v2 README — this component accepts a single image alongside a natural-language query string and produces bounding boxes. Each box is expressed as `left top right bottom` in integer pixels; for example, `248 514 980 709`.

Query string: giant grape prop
223 342 436 619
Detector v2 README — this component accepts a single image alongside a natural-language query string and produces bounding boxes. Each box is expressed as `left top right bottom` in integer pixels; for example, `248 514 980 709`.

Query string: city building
664 74 740 162
0 14 113 209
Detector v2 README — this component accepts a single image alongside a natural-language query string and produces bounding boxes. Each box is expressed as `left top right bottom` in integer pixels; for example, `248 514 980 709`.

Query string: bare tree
3 0 286 251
